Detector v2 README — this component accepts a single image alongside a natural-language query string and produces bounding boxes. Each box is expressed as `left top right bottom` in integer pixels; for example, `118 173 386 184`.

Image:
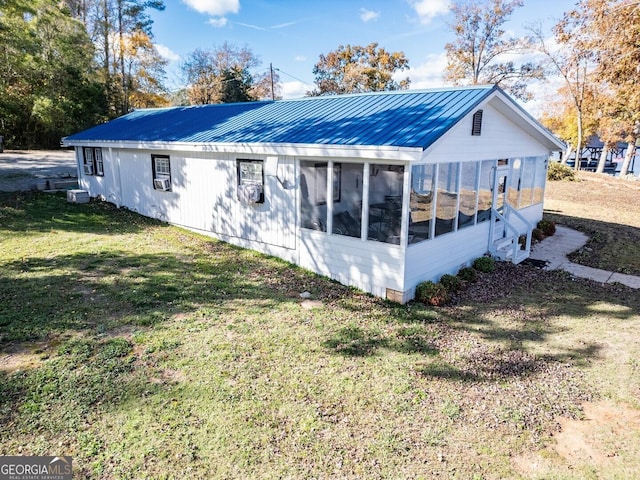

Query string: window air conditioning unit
83 164 94 175
154 178 171 191
237 183 263 204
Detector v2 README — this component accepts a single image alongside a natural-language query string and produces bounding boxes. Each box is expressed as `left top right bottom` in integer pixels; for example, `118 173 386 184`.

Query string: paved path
0 150 77 191
530 225 640 289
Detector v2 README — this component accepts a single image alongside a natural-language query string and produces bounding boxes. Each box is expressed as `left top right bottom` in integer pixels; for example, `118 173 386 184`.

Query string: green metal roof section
64 85 502 150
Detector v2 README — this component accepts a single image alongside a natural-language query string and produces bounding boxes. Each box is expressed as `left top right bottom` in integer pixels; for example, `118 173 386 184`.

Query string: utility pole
270 63 275 101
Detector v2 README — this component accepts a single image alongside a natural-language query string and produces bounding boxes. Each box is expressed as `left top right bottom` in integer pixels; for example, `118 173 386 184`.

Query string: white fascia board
483 91 565 150
61 140 424 162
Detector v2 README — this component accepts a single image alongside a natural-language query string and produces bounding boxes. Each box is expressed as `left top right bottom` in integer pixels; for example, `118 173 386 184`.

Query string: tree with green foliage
445 0 544 101
65 0 166 117
0 0 106 148
115 0 165 113
309 42 410 96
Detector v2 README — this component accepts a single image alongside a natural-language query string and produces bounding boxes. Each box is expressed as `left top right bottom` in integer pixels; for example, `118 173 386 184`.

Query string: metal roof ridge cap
278 84 496 102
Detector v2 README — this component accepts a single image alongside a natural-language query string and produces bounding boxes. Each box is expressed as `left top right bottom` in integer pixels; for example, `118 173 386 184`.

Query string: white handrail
490 205 533 262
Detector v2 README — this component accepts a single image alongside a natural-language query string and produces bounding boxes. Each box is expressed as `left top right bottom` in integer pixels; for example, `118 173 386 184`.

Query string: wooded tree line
2 0 639 174
0 0 168 148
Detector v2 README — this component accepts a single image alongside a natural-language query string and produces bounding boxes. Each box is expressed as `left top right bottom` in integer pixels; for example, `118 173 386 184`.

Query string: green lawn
1 190 639 479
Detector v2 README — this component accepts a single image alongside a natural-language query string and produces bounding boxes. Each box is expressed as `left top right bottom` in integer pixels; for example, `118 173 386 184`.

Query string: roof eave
61 139 424 161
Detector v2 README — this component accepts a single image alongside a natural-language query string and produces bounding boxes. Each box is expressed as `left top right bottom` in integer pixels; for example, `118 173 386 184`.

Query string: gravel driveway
0 150 77 191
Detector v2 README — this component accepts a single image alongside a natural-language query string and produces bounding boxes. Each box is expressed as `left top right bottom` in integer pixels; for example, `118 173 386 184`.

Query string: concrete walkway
529 225 640 289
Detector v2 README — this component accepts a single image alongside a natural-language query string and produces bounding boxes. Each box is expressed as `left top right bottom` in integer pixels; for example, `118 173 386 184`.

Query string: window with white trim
82 147 104 176
236 159 264 203
152 155 172 191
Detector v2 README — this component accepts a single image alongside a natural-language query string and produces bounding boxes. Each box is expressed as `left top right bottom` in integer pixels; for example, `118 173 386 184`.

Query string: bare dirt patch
555 401 640 465
514 400 640 478
0 342 50 373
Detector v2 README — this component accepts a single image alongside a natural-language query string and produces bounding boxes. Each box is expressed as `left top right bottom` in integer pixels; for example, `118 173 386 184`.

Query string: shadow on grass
414 261 639 382
0 336 163 439
1 192 352 347
0 192 345 436
322 324 439 357
323 257 639 386
0 247 314 344
0 191 156 234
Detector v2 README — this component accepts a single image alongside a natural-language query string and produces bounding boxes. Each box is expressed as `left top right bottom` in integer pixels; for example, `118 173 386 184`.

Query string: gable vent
471 109 483 136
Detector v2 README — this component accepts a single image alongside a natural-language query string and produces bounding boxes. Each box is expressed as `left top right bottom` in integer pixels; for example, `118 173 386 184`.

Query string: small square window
152 155 171 191
237 159 264 203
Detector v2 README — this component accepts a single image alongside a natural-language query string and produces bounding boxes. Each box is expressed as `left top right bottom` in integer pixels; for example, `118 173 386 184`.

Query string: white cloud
208 17 228 27
360 8 380 22
403 52 448 89
182 0 239 16
156 44 181 62
411 0 450 24
281 81 309 99
294 55 307 62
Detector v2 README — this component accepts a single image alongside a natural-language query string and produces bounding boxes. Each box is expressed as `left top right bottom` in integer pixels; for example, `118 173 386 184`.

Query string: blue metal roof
64 85 499 150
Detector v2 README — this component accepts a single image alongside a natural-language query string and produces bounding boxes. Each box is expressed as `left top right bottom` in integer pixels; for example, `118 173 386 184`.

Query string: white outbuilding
63 85 564 302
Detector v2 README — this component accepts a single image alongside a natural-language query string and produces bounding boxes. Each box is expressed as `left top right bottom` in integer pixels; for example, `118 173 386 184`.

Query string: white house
62 85 564 303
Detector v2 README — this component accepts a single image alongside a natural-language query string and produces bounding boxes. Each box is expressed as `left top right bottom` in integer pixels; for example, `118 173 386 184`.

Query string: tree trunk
118 0 128 115
562 143 573 165
595 145 609 174
574 110 583 171
620 140 636 176
102 0 109 76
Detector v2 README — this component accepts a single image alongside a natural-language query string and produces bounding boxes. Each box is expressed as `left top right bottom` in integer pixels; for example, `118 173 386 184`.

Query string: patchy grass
1 191 639 479
544 171 640 275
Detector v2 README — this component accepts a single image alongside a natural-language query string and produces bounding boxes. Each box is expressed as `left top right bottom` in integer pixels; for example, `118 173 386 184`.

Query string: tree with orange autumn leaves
536 0 640 174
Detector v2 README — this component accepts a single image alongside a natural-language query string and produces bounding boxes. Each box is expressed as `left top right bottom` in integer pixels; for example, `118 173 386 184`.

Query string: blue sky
151 0 576 104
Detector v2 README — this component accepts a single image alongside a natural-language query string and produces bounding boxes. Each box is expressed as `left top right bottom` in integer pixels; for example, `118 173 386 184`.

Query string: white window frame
82 147 104 176
152 155 172 191
237 159 264 203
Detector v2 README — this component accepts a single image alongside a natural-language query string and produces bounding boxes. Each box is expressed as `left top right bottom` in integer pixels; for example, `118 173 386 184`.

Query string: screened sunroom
297 155 548 248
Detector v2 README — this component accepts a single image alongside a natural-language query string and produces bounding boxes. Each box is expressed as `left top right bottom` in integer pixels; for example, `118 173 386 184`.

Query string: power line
272 67 315 87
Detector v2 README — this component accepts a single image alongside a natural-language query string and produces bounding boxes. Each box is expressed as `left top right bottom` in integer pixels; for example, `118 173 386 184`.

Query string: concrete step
496 245 529 264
